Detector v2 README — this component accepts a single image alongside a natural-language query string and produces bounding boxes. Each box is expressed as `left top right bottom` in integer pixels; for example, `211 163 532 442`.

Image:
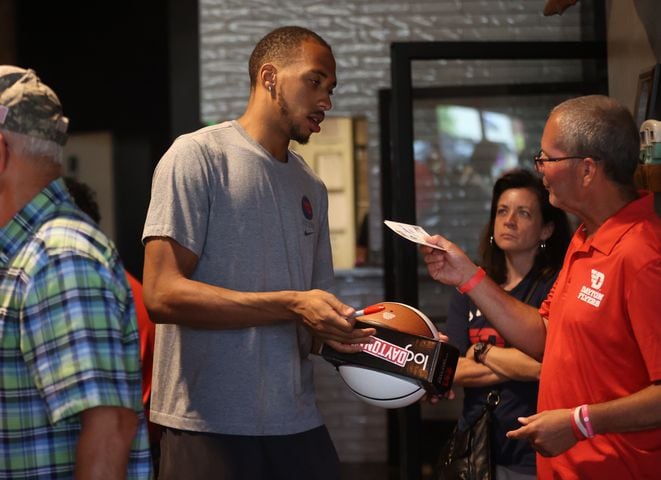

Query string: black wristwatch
473 342 491 364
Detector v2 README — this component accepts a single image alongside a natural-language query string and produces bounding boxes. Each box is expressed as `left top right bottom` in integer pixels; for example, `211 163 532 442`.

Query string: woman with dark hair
444 169 571 479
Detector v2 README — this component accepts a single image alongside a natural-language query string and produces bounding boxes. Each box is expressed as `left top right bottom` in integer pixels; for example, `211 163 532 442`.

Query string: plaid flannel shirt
0 178 151 478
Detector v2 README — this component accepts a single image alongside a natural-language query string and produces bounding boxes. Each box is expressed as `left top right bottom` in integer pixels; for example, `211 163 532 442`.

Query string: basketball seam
344 384 422 402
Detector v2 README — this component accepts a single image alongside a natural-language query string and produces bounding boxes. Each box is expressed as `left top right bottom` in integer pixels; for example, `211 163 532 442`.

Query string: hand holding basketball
337 302 446 409
291 289 375 344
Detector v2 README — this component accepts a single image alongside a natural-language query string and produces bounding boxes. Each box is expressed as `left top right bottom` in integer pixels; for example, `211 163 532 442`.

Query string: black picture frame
634 63 661 128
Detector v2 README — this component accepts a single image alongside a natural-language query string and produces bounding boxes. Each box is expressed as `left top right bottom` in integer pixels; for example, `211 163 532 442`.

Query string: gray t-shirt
142 120 334 435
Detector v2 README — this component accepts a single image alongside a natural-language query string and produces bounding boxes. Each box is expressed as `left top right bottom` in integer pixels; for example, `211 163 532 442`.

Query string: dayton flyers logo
301 196 313 220
577 269 605 308
360 338 430 371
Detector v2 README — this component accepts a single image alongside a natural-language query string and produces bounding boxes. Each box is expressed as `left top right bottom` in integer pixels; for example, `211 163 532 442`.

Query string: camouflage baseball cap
0 65 69 146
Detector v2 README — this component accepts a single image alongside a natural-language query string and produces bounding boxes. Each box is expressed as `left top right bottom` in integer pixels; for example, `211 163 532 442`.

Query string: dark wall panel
14 1 190 278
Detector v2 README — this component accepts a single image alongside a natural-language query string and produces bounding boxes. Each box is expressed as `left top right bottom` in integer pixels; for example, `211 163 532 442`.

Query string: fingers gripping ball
338 302 439 409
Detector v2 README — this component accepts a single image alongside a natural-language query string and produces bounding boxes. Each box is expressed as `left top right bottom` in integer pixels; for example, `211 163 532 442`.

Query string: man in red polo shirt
422 95 661 479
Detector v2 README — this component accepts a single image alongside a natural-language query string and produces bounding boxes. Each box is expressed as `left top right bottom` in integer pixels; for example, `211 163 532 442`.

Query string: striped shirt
0 178 152 478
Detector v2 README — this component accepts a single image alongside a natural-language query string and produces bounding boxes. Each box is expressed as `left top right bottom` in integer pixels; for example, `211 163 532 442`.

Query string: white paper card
384 220 445 250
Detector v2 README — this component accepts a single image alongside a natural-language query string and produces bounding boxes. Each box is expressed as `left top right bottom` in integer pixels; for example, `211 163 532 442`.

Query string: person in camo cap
0 66 69 146
0 65 152 479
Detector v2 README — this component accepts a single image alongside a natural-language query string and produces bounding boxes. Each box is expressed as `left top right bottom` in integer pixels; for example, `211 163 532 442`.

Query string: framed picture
634 63 661 128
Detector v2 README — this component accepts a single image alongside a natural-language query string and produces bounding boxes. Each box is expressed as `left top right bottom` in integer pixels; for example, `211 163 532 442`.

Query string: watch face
474 342 487 362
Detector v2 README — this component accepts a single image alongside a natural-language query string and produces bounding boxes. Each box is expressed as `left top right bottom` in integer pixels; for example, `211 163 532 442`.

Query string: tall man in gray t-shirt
142 26 374 480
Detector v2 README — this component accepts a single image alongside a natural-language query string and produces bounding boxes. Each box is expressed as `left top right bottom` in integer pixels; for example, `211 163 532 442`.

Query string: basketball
338 302 439 409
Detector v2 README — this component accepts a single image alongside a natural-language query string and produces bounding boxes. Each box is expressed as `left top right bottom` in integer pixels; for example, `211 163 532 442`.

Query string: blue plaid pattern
0 179 152 478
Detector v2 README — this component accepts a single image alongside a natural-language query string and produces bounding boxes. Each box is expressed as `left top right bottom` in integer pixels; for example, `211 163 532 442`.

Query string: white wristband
573 406 588 439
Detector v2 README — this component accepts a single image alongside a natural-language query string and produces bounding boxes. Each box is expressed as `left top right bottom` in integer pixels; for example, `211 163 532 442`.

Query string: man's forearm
465 276 547 359
75 406 138 479
590 383 661 435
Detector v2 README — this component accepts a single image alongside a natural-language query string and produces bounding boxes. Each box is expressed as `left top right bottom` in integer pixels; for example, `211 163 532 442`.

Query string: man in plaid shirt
0 66 151 478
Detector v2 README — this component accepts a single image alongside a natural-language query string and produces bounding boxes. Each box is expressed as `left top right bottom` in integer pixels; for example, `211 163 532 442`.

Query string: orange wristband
457 267 486 294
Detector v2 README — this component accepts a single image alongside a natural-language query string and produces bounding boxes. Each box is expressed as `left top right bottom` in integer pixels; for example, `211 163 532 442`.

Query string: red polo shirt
537 192 661 479
125 271 162 446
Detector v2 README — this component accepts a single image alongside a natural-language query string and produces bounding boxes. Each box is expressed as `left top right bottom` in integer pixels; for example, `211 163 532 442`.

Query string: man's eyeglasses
533 150 588 169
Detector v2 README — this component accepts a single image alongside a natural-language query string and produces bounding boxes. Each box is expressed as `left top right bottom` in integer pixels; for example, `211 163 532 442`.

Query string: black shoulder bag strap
521 273 543 306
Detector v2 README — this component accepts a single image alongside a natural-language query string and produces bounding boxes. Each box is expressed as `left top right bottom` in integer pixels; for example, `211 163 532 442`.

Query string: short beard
278 92 311 144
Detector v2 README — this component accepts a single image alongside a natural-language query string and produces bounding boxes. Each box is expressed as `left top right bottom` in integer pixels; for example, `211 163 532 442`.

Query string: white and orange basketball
338 302 439 409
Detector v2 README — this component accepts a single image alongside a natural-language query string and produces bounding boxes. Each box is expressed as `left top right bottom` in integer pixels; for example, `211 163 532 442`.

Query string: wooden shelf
635 164 661 192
